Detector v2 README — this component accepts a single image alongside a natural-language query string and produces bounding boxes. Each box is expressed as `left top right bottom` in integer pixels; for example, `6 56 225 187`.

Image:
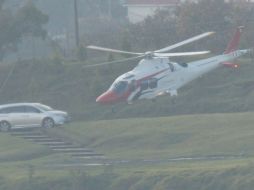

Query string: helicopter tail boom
224 26 244 54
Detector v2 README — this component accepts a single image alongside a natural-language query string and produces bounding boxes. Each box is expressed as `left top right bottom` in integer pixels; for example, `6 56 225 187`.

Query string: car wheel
42 118 55 128
0 121 11 132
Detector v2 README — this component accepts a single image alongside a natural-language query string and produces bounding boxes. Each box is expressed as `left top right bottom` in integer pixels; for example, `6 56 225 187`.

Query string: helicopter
86 26 251 104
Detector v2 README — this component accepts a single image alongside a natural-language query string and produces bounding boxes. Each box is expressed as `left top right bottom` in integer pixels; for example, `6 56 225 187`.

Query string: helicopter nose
96 91 119 104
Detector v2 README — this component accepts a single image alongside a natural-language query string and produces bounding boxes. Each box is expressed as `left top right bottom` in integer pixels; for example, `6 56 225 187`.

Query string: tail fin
224 26 244 54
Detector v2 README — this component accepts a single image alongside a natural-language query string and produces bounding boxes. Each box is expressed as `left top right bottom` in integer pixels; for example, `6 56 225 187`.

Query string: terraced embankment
1 112 254 190
10 128 105 160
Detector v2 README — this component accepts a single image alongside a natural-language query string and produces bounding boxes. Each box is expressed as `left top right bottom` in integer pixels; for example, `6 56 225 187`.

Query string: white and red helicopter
87 26 251 104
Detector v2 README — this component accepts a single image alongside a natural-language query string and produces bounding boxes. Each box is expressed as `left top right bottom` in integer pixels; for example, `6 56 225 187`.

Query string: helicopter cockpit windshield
111 81 128 95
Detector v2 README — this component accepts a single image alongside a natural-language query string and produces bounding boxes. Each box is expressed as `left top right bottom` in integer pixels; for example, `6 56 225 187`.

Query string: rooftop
125 0 180 5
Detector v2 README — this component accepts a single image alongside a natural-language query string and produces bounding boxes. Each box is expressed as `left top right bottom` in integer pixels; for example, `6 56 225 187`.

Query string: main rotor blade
87 45 143 56
154 32 215 53
83 55 144 68
154 51 210 57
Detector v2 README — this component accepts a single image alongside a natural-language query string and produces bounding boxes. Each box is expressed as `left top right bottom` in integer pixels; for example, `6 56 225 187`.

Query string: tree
0 0 48 60
14 1 48 39
121 31 132 57
0 0 4 10
128 9 178 51
0 7 19 59
83 0 126 19
176 0 253 52
77 45 87 61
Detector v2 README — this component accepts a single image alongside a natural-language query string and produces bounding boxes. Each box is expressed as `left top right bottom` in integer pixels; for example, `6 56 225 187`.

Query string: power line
0 63 17 95
74 0 80 48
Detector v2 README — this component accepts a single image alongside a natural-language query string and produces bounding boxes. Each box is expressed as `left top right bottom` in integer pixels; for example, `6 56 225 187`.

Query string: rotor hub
144 51 154 59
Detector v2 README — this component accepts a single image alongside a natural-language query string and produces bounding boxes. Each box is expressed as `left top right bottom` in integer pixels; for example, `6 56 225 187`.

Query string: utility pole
74 0 80 48
108 0 112 18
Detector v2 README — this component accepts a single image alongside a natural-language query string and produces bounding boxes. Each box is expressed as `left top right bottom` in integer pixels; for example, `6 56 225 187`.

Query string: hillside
0 58 253 121
0 113 254 189
49 112 254 160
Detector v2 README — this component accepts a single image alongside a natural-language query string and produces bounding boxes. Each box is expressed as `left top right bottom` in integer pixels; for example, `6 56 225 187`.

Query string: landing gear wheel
0 121 11 132
42 118 55 128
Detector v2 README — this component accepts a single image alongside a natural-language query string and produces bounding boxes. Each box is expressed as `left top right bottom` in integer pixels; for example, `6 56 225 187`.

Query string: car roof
0 103 44 109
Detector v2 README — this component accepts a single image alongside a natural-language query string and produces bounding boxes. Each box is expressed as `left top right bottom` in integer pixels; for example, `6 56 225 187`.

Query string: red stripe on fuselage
121 68 170 101
97 68 170 104
138 68 169 82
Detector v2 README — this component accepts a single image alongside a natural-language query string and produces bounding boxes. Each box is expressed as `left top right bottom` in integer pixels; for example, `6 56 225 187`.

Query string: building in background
124 0 254 23
226 0 254 2
124 0 180 23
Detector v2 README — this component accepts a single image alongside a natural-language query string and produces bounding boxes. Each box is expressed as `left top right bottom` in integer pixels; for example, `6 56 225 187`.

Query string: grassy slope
1 112 254 164
50 112 254 160
0 133 50 162
0 58 253 121
0 112 254 189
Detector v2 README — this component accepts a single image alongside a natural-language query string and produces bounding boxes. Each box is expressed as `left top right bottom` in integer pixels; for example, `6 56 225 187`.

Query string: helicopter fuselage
96 49 250 104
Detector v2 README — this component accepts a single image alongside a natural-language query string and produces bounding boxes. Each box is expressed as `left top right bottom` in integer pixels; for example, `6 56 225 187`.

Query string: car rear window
0 108 8 114
3 106 25 113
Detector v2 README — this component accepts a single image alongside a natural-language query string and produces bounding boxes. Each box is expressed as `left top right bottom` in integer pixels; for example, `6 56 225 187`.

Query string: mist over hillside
0 0 253 120
0 58 253 121
0 1 254 189
3 0 127 61
5 0 126 34
6 0 77 32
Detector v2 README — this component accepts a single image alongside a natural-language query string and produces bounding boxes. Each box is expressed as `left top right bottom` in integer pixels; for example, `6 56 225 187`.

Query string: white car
0 103 70 131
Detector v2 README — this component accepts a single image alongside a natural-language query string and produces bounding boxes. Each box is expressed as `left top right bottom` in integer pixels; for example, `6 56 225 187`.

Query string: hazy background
0 0 253 121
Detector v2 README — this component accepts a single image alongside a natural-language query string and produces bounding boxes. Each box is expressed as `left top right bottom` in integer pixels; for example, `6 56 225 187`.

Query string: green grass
0 133 50 162
0 112 254 189
0 58 254 121
1 112 254 167
49 112 254 160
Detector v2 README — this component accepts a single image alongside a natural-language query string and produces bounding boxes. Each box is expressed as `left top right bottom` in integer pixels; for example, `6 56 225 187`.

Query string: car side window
7 106 25 113
0 108 9 114
25 106 41 113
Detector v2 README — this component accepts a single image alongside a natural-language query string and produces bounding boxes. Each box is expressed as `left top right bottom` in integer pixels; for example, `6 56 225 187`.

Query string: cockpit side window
168 63 175 72
129 80 137 92
113 81 128 94
149 78 158 89
178 62 188 67
140 80 149 91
